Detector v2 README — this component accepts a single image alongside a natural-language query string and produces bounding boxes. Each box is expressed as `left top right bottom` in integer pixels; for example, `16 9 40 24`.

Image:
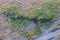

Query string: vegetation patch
1 1 60 39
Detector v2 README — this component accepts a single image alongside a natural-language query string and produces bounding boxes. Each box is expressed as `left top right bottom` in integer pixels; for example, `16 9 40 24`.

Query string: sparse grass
1 1 60 39
22 29 42 40
19 2 59 24
39 2 59 27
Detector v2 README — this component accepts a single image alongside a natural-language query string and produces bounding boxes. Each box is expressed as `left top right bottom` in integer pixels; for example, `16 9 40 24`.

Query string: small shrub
2 5 31 31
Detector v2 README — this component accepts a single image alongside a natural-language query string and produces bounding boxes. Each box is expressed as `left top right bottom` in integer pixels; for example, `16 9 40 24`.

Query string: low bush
2 5 31 31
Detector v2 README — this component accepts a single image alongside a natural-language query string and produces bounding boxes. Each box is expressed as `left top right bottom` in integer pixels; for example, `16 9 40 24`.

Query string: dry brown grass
4 28 12 36
12 32 20 38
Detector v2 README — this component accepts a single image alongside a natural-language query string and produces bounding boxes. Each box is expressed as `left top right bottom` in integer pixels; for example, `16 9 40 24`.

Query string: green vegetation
39 2 59 27
20 2 59 24
2 6 31 31
1 1 60 39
